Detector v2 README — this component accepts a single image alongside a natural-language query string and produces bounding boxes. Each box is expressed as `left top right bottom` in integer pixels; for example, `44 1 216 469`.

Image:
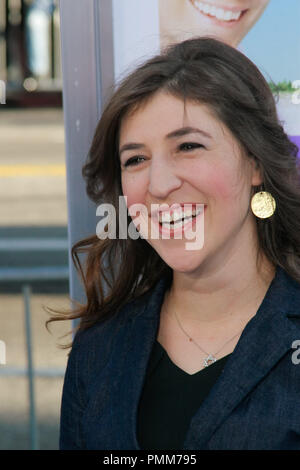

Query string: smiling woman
49 37 300 450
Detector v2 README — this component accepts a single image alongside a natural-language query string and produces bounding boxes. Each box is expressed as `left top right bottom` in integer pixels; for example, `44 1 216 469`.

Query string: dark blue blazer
59 265 300 450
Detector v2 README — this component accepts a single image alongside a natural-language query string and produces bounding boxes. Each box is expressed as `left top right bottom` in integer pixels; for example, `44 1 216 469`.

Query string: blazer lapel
103 275 170 449
93 266 300 450
182 266 300 449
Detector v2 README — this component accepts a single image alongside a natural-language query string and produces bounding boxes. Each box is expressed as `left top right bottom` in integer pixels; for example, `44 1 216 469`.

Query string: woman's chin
162 255 203 273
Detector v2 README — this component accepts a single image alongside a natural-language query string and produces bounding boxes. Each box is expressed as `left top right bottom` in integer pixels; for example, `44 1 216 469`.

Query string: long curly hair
46 36 300 346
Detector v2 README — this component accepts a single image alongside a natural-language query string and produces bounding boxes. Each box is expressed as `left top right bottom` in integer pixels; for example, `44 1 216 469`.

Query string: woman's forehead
119 92 225 141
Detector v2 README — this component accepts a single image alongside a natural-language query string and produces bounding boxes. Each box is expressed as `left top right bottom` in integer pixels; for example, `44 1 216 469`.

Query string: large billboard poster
112 0 300 155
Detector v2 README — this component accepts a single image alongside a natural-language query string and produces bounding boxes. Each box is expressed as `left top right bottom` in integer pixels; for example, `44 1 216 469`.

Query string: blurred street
0 107 72 450
0 108 67 226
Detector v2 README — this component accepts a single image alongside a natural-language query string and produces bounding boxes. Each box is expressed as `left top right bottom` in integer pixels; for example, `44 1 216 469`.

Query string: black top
137 339 232 450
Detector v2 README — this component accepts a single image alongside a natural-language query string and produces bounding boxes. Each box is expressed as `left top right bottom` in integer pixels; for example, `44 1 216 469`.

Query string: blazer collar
182 265 300 448
180 267 300 449
103 265 300 449
132 265 300 449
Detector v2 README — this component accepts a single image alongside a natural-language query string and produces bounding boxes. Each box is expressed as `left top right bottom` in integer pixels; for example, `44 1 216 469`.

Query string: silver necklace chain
173 308 244 367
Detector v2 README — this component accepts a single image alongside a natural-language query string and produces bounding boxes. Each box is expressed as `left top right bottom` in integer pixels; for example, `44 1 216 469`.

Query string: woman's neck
164 256 276 328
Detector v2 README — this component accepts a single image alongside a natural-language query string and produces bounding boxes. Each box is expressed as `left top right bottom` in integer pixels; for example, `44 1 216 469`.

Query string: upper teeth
193 1 242 21
159 208 202 223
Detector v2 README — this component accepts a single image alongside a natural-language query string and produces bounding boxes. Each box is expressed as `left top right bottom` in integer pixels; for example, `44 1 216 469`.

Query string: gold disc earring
251 186 276 219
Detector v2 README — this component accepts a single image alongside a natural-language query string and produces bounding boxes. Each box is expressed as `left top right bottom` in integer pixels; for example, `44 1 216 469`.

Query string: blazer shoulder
63 286 159 393
66 275 170 381
70 285 155 352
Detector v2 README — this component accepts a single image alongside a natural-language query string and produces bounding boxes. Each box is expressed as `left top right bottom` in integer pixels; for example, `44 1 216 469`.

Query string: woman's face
119 91 262 274
159 0 270 48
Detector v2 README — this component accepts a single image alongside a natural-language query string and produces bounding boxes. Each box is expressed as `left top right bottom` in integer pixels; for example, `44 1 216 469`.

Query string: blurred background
0 0 71 450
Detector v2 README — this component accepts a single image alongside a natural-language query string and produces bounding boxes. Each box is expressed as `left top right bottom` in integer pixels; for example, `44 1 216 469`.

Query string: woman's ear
249 156 263 186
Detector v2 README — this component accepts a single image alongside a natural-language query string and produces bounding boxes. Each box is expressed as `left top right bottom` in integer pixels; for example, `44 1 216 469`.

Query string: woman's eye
122 143 203 167
179 142 204 151
124 156 145 167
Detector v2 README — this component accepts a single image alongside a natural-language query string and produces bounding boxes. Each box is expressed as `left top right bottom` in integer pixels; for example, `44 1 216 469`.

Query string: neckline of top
155 339 232 377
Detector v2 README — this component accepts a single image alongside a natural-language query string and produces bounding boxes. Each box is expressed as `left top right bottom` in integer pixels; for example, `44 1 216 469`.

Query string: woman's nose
147 157 182 198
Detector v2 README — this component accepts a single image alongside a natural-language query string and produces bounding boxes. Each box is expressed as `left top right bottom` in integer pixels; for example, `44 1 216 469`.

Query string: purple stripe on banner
289 135 300 157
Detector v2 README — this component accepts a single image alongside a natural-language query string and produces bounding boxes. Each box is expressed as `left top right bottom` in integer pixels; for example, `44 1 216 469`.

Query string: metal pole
59 0 114 316
23 284 39 450
50 3 55 80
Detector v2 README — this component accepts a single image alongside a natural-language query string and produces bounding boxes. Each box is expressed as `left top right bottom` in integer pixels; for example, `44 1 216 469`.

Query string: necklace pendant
204 354 217 367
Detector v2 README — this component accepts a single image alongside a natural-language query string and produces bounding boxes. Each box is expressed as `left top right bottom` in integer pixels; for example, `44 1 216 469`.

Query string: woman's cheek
209 174 234 201
189 162 233 201
121 175 147 211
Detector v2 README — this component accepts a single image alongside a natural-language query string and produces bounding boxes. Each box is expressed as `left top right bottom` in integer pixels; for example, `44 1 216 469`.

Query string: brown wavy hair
46 36 300 346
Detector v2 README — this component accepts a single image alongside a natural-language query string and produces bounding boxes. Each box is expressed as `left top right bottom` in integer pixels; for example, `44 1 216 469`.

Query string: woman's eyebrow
165 126 212 140
119 142 145 158
119 127 212 157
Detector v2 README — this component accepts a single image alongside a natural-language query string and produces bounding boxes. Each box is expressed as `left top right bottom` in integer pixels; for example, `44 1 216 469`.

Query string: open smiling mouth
189 0 248 23
155 206 206 237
